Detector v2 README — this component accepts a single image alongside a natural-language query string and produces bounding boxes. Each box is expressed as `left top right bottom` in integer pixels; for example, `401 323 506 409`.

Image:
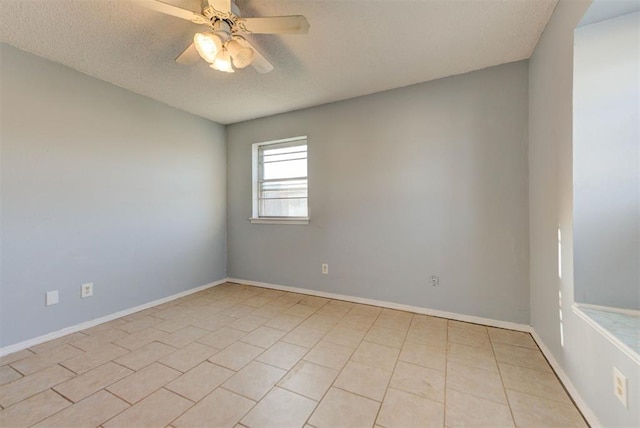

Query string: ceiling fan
140 0 309 74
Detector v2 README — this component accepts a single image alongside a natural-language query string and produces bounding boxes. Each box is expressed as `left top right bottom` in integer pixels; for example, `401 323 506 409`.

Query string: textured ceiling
0 0 558 124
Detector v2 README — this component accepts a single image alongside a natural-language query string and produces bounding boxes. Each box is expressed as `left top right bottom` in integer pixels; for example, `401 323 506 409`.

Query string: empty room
0 0 638 427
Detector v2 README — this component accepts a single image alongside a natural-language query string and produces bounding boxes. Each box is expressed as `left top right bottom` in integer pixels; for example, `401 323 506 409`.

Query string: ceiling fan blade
175 43 201 65
139 0 207 24
207 0 231 14
236 16 310 34
236 38 274 73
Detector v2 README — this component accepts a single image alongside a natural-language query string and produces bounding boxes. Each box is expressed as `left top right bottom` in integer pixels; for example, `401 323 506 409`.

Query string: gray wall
0 44 227 347
574 12 640 309
227 61 530 324
529 1 639 426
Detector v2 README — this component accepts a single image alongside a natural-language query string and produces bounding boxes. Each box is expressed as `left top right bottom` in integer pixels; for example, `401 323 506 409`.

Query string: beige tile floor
0 283 588 428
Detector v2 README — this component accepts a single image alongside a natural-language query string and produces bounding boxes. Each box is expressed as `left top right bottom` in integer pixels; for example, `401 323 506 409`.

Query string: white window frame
250 136 309 225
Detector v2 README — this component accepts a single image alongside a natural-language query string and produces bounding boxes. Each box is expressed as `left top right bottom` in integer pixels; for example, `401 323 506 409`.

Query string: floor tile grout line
51 359 135 404
105 363 184 405
276 380 324 403
165 386 211 428
9 345 86 377
488 332 518 427
525 335 593 428
352 306 391 427
330 384 390 403
0 362 76 409
44 387 75 416
218 384 262 404
41 387 124 427
302 301 384 427
494 360 587 405
66 340 91 355
442 320 450 428
254 344 312 372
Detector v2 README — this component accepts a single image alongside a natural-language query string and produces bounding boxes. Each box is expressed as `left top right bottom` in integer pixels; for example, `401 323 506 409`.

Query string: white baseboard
227 278 530 332
0 279 227 357
529 329 601 428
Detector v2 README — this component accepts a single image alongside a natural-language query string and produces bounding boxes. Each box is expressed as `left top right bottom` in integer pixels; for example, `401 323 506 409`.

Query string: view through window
253 137 308 219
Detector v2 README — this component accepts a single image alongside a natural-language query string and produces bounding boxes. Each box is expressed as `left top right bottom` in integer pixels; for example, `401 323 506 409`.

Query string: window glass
254 138 308 219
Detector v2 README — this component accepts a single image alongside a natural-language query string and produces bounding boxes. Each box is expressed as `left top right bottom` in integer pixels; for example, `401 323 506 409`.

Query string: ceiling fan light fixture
227 39 255 69
143 0 308 73
194 32 222 63
211 48 235 73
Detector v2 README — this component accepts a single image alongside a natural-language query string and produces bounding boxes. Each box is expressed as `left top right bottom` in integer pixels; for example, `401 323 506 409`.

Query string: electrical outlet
613 367 627 407
430 275 439 287
46 290 59 306
322 263 329 275
81 283 93 298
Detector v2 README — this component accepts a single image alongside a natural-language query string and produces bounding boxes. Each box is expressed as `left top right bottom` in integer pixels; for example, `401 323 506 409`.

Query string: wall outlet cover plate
81 283 93 298
46 290 59 306
613 366 627 407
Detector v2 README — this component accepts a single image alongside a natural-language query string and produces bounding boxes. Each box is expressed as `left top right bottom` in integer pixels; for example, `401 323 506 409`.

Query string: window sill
249 217 309 225
572 303 640 364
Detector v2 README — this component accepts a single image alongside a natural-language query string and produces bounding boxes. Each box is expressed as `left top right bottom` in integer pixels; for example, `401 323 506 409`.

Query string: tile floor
0 283 588 428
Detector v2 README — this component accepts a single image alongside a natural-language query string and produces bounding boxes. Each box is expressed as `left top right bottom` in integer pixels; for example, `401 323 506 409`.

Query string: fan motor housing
202 2 241 35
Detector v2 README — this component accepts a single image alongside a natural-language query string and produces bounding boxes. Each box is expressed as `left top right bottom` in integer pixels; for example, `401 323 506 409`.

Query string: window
251 136 308 224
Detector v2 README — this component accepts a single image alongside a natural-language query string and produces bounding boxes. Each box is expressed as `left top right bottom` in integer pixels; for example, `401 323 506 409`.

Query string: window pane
259 198 308 217
263 158 307 180
262 144 307 156
263 151 307 163
260 179 307 199
255 139 308 219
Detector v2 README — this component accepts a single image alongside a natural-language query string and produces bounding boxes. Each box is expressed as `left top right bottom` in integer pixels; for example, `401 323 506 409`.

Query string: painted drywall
227 61 530 324
529 1 639 426
579 0 640 26
574 12 640 310
0 44 227 347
